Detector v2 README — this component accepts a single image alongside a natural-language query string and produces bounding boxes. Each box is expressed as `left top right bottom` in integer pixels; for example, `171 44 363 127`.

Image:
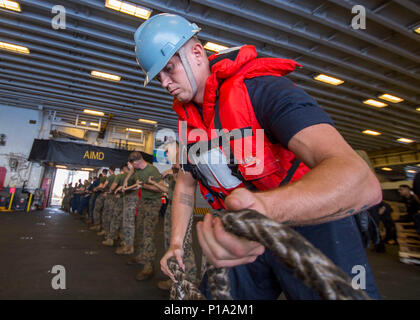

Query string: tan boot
123 245 134 255
136 263 154 281
89 225 100 231
115 246 127 255
157 279 173 290
115 245 133 255
97 230 105 236
126 254 145 265
102 238 114 246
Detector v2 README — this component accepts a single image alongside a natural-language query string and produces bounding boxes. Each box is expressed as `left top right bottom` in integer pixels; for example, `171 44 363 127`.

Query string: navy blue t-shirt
244 75 334 149
182 75 334 173
90 179 100 193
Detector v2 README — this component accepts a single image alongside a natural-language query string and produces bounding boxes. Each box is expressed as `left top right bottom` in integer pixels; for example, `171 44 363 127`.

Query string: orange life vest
173 45 310 209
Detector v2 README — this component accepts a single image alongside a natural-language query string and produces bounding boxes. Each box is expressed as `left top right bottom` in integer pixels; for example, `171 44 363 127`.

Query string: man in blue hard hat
134 13 382 299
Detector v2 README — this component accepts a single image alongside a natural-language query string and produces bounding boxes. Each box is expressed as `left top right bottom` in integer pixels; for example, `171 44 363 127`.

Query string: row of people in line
61 142 198 290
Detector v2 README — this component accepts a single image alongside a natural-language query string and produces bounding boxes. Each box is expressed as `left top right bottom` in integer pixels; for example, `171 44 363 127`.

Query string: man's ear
191 42 205 65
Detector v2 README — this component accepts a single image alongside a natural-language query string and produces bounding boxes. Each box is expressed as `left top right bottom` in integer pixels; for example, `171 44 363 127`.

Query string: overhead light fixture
0 0 21 12
81 121 99 127
381 167 392 172
363 99 388 108
314 74 344 86
56 165 67 169
126 128 143 133
83 109 104 117
204 42 229 53
362 130 381 136
378 94 404 103
138 118 157 125
105 0 152 19
81 168 95 171
91 70 121 82
414 26 420 35
0 41 29 54
397 138 414 144
407 169 417 174
416 107 420 112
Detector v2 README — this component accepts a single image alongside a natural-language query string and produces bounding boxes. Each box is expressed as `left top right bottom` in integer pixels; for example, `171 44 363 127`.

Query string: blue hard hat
134 13 201 86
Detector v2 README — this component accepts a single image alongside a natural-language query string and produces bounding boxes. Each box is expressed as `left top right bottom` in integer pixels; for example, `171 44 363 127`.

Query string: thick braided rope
168 213 206 300
168 257 206 300
168 209 370 300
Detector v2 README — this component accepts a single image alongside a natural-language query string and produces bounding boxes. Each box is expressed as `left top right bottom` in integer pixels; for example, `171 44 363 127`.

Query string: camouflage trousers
61 196 66 209
109 194 124 240
121 192 139 246
93 193 105 226
102 194 115 234
64 196 71 212
134 198 161 264
164 203 197 284
61 195 67 210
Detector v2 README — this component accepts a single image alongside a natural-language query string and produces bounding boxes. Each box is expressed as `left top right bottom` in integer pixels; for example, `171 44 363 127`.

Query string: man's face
158 54 193 103
132 160 142 169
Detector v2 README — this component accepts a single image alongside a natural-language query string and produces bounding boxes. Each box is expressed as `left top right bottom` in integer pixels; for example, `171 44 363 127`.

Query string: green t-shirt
126 169 139 187
115 172 128 187
104 174 116 192
133 164 161 200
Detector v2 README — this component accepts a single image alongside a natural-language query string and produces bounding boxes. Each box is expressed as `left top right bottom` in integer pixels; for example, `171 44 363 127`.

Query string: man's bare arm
142 183 162 193
170 170 197 247
147 179 169 193
102 180 109 190
255 124 382 226
109 181 118 193
94 182 104 192
123 164 134 189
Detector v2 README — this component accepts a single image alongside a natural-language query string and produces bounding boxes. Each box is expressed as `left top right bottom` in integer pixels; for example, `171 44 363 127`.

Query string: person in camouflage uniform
98 166 117 237
116 156 143 255
78 178 92 220
131 156 163 281
147 141 197 289
103 164 129 246
89 169 108 231
88 175 101 224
